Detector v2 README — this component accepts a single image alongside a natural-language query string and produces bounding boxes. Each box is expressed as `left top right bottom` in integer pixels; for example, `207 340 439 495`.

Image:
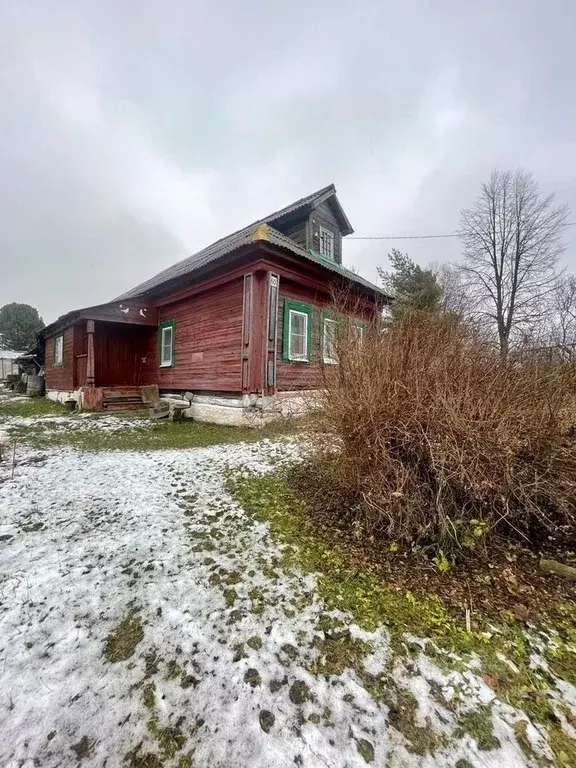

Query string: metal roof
115 185 384 302
259 182 354 235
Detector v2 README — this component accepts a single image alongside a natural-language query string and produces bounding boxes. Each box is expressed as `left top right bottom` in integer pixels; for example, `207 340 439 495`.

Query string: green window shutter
282 300 313 363
158 320 176 368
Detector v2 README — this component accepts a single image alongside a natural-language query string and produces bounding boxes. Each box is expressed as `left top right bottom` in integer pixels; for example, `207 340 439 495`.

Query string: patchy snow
0 392 152 436
0 395 30 404
0 412 151 433
0 441 388 767
0 437 573 767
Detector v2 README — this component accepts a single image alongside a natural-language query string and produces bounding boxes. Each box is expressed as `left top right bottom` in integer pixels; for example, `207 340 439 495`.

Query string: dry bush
307 311 576 556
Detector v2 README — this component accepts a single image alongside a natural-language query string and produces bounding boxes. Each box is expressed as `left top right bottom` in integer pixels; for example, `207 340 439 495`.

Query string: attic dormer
265 184 353 266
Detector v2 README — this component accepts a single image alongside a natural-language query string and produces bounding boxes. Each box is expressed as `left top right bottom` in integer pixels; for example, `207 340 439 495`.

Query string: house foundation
44 388 317 427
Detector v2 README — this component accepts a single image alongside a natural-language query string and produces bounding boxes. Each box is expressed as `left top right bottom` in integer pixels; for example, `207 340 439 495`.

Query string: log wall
145 276 244 392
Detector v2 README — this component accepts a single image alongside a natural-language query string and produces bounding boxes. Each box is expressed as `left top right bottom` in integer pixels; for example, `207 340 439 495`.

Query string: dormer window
319 226 334 260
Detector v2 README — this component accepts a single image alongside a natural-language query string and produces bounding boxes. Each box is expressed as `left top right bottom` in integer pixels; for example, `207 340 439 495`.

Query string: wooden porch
73 319 157 391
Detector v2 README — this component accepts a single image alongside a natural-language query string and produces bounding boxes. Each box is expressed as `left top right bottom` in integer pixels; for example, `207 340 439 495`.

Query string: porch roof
40 299 157 338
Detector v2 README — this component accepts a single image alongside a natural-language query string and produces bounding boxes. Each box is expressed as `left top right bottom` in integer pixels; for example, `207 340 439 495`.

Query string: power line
349 233 460 241
348 222 576 241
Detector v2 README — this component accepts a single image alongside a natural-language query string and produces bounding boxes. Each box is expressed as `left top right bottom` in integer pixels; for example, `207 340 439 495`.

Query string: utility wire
348 222 576 241
349 233 459 240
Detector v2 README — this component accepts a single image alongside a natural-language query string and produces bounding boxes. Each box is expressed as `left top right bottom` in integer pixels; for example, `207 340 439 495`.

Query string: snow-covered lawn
0 416 574 766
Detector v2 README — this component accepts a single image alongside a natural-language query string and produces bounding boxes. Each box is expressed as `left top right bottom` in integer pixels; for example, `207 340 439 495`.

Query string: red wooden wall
144 277 244 392
45 327 75 390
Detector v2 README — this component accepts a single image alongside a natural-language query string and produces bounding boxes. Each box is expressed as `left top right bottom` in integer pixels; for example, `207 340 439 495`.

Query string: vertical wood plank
86 320 95 387
241 273 253 392
265 273 279 394
248 270 267 394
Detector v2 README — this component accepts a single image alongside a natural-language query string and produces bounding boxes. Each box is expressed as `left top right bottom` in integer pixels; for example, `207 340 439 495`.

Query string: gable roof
261 183 354 235
116 184 384 302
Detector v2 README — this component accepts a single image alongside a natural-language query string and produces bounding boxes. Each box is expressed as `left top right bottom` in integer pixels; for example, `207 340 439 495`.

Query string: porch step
101 387 146 412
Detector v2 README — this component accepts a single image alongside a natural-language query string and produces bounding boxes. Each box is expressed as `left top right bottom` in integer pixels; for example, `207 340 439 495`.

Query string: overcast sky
1 0 575 323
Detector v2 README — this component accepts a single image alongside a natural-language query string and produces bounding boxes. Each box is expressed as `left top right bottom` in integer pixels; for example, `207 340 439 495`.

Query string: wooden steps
101 387 146 412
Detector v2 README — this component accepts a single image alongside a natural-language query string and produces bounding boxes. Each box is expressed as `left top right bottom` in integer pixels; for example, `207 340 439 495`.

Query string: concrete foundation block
141 384 160 406
46 389 83 406
150 402 170 420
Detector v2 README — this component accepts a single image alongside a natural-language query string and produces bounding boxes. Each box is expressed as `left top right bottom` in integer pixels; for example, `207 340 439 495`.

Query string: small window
159 321 175 367
283 300 313 362
319 226 334 260
54 334 64 367
323 317 337 364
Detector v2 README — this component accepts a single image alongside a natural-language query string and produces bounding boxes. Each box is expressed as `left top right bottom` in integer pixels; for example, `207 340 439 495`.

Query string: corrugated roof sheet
115 185 383 302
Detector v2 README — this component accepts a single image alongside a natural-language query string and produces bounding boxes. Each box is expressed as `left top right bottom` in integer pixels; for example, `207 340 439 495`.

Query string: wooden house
40 184 388 424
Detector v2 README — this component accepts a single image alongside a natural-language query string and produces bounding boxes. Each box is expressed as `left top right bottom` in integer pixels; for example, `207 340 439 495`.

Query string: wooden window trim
158 320 176 368
319 225 335 260
54 334 64 367
322 314 338 365
353 323 366 345
283 300 313 363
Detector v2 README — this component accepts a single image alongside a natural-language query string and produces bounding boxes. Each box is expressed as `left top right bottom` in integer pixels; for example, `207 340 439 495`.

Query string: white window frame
288 309 309 362
319 226 334 260
352 323 364 345
160 324 174 367
322 317 338 364
54 334 64 366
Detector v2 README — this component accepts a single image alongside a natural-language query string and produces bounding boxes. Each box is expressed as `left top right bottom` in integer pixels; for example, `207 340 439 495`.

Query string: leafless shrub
307 311 576 556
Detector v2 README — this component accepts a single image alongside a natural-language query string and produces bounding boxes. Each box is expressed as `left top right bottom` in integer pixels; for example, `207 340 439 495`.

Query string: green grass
104 612 144 662
0 397 66 418
1 398 299 452
456 706 500 751
16 420 292 451
232 472 576 765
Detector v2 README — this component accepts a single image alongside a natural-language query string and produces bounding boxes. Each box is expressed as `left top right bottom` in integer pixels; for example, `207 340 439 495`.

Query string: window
351 323 365 345
283 300 313 362
319 226 334 260
159 321 175 367
54 334 64 367
289 311 308 361
323 317 337 364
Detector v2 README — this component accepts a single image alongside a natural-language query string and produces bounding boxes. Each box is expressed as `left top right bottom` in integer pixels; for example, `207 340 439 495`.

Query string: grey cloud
1 0 574 322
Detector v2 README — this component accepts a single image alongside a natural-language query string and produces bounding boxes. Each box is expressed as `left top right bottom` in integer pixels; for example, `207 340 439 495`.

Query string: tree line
379 168 575 359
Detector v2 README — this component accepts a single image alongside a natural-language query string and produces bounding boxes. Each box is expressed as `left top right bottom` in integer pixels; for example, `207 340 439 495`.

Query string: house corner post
86 320 95 387
248 270 267 394
265 272 279 396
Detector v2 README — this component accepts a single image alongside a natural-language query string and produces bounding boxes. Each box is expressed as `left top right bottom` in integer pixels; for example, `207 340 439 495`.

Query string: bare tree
430 261 474 317
459 169 569 356
548 275 576 362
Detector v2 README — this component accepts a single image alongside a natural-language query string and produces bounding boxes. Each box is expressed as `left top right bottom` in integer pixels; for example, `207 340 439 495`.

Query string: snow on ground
0 412 151 433
0 434 567 767
0 390 152 435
